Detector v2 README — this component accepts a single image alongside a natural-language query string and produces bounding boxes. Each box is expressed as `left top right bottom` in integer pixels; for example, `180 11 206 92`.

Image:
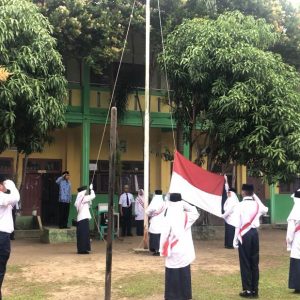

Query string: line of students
116 184 300 299
2 175 297 299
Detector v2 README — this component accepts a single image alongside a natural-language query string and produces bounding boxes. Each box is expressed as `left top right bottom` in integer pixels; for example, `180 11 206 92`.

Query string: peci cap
294 190 300 199
62 171 70 176
77 186 87 193
155 190 162 195
169 193 182 202
241 184 254 193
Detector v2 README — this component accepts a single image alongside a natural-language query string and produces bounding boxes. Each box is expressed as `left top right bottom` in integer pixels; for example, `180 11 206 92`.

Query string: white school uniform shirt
0 180 20 233
119 192 134 207
223 191 240 226
146 194 166 234
286 196 300 259
159 201 199 268
135 195 144 221
75 189 96 222
232 194 268 244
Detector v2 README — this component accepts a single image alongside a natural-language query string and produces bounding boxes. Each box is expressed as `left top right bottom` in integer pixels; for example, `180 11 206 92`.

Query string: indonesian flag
169 151 225 217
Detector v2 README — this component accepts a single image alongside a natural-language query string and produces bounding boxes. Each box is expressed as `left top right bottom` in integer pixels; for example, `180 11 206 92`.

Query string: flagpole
143 0 150 249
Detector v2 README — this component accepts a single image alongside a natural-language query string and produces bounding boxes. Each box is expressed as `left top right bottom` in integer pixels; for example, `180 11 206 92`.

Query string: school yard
3 227 295 300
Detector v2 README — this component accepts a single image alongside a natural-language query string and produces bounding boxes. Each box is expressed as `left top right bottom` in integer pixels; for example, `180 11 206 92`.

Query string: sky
289 0 300 7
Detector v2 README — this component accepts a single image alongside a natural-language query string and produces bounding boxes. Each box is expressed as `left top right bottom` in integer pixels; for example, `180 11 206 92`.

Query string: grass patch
4 264 57 300
6 265 23 274
114 272 164 298
116 257 296 300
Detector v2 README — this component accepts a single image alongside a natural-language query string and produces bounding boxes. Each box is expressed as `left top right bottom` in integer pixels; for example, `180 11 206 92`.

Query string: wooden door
21 173 42 215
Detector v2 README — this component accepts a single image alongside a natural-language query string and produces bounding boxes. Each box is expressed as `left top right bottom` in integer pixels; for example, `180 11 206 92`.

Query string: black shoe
239 290 253 298
78 251 89 254
127 233 133 236
252 291 259 298
225 246 234 249
294 290 300 294
153 252 160 256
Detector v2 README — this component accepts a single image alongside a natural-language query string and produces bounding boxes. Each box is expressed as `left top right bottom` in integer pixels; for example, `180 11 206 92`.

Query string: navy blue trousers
0 232 11 299
238 228 259 292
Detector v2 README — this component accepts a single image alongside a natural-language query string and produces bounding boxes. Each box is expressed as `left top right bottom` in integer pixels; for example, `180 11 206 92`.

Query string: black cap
229 188 237 193
242 184 254 192
294 190 300 198
155 190 162 195
62 171 69 176
0 174 6 183
77 186 87 193
169 193 182 202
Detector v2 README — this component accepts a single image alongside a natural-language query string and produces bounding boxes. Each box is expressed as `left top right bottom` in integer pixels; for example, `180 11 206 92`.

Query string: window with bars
279 177 300 194
0 158 13 179
90 160 144 194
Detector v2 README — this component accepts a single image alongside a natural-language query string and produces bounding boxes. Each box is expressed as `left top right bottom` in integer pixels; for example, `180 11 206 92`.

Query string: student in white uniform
286 190 300 293
146 190 166 255
232 184 268 298
119 185 134 237
222 176 240 248
160 193 199 300
0 175 20 300
74 184 95 254
135 189 144 236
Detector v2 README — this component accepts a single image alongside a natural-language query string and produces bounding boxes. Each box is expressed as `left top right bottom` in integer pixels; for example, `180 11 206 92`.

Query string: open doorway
21 159 62 226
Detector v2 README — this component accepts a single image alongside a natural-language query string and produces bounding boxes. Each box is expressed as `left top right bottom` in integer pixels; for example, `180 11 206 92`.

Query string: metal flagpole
143 0 150 249
104 107 117 300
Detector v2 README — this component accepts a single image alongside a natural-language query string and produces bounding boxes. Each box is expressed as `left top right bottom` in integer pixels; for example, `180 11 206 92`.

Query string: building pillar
81 62 90 186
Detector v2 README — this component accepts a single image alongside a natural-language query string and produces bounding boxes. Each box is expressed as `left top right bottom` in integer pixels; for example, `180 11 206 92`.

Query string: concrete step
40 226 77 244
14 229 41 239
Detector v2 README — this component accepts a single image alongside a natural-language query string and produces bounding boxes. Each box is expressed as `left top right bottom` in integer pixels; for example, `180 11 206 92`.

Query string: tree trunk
176 122 184 154
232 161 237 188
14 152 20 188
19 154 29 213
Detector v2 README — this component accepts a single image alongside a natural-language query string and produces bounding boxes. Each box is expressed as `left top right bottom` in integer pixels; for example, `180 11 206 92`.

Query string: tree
161 11 300 183
33 0 137 74
182 0 300 69
0 0 67 180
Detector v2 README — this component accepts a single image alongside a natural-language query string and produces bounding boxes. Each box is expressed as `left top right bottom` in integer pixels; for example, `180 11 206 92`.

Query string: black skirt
165 265 192 300
289 258 300 290
224 222 235 248
76 218 91 253
149 232 160 252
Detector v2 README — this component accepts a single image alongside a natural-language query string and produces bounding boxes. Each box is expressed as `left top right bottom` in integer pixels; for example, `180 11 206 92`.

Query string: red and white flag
169 151 225 217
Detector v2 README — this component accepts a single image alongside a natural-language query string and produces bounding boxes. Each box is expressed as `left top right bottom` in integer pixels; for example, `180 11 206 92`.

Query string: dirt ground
3 227 288 300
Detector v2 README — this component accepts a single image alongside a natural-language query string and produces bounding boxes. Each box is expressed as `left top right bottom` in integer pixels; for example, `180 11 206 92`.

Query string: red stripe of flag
173 151 224 196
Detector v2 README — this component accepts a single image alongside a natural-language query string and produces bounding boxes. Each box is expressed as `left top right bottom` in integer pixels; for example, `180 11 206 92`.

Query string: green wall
272 194 293 223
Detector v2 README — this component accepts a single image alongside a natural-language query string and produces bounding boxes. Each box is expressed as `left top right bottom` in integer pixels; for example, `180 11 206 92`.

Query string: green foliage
0 0 67 154
161 11 300 183
33 0 137 74
174 1 300 69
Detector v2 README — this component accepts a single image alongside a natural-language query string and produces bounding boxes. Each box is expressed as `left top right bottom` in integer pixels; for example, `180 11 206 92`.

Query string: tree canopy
0 0 67 155
161 11 300 183
33 0 138 73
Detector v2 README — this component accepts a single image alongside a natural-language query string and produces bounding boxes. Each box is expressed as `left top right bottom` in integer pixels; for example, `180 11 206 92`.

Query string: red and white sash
136 197 144 209
161 213 188 257
151 203 166 217
295 225 300 234
238 201 259 243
